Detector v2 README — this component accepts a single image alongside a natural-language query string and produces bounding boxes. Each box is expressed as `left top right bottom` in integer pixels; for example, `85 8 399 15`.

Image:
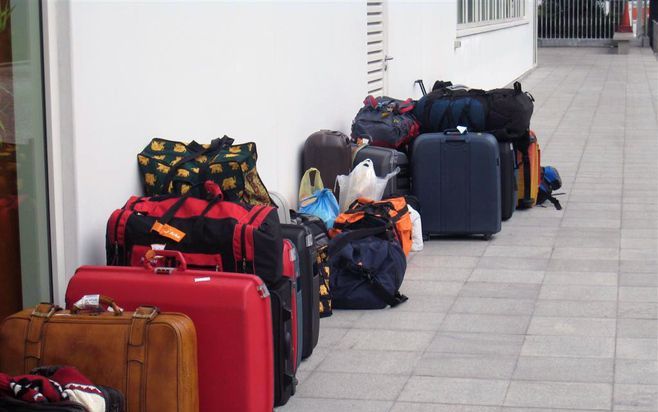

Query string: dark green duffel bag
138 135 272 206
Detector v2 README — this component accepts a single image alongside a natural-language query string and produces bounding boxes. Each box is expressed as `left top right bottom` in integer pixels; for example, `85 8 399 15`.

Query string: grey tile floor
279 47 658 412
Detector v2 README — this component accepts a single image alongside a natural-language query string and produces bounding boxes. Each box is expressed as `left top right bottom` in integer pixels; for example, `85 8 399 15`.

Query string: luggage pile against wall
0 77 561 412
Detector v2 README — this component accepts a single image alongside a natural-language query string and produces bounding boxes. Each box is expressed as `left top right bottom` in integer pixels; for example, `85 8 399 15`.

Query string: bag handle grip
143 249 188 273
70 295 124 315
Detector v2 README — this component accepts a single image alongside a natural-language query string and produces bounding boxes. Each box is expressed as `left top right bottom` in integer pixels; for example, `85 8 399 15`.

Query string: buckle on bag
133 306 159 320
31 304 57 318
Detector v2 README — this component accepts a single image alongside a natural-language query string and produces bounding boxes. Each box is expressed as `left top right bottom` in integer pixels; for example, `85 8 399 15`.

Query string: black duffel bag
414 80 534 142
328 226 408 310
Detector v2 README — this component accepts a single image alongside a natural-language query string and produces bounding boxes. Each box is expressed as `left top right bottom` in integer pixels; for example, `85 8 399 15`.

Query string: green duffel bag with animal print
138 135 273 206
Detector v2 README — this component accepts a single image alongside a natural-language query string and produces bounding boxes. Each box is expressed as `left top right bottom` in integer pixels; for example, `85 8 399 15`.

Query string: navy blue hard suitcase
411 131 501 239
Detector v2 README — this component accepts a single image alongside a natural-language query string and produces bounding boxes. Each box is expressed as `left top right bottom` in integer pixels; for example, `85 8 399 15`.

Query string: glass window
0 0 50 320
458 0 527 25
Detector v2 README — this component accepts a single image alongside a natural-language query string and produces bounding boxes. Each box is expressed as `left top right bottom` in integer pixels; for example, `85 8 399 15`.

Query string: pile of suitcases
304 79 553 242
0 78 560 412
0 137 333 412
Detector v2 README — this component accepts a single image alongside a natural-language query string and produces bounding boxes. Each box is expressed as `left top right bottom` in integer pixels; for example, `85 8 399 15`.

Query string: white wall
44 0 535 303
386 0 536 98
48 0 366 274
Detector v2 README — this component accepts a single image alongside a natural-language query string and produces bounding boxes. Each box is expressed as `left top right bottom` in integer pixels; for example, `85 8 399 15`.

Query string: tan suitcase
0 297 199 412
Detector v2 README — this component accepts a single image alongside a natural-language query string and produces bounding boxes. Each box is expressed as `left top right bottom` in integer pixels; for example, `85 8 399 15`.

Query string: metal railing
538 0 626 45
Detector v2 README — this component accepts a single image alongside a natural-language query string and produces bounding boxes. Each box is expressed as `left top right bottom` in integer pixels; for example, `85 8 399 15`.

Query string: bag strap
546 195 562 210
157 136 233 194
345 261 408 307
329 226 389 254
522 148 531 204
397 98 415 114
24 304 61 372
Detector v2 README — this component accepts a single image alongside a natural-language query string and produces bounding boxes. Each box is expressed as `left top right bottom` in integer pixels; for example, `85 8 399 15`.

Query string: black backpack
486 82 535 142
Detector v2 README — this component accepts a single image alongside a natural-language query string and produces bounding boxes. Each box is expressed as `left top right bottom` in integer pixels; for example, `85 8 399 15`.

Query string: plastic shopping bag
299 188 340 229
408 205 424 252
298 168 324 203
336 159 398 211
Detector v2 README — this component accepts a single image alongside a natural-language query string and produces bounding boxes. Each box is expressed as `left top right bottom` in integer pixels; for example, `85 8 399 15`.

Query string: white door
367 1 390 97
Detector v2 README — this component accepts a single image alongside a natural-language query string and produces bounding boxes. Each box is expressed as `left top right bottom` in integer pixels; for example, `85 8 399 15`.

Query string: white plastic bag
408 205 424 252
336 159 398 211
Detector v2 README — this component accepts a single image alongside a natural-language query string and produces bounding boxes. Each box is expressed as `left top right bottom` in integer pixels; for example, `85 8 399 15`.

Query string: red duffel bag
106 181 283 284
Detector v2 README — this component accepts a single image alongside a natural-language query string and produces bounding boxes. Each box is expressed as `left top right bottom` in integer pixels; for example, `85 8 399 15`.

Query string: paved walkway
279 47 658 412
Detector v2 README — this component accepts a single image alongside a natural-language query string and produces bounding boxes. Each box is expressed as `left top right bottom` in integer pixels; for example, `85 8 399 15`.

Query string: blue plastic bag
299 188 340 229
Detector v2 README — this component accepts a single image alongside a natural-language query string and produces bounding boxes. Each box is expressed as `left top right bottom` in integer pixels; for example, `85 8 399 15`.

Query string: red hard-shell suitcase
65 250 274 412
282 239 302 374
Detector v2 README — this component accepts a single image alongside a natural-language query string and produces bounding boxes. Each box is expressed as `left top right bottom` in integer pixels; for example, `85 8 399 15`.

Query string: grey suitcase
352 145 410 198
270 191 293 224
411 131 501 239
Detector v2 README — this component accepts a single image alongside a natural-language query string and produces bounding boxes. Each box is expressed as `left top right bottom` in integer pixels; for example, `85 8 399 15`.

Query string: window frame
457 0 529 37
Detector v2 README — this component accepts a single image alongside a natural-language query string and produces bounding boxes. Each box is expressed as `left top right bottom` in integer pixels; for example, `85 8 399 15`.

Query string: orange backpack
329 197 413 256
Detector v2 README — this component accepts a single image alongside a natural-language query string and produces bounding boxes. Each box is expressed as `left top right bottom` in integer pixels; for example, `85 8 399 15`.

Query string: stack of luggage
0 76 563 412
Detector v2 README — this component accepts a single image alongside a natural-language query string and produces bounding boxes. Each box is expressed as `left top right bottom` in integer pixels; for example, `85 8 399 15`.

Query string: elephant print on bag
138 137 273 205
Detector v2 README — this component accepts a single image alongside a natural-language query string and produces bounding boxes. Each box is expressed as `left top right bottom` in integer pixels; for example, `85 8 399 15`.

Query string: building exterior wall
44 0 536 302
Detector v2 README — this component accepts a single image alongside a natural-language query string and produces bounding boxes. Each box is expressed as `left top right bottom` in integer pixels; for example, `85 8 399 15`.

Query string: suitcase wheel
482 234 492 241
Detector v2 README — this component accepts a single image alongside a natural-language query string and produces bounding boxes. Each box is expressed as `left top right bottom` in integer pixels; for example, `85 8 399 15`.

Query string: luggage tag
151 221 186 242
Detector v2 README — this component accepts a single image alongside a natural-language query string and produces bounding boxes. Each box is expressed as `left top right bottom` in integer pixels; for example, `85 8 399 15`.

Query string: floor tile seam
533 64 573 152
609 59 633 411
311 309 362 374
304 369 417 379
393 262 478 403
505 61 601 405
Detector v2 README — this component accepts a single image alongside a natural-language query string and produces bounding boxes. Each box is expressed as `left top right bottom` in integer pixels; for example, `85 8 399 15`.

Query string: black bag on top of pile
414 81 534 142
351 95 420 149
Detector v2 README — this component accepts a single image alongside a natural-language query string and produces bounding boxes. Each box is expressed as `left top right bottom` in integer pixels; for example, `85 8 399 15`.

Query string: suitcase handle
444 127 467 136
143 249 188 273
70 295 124 315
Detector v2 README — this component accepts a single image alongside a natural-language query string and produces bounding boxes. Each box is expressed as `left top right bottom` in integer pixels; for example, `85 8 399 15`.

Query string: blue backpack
328 227 408 310
537 166 563 210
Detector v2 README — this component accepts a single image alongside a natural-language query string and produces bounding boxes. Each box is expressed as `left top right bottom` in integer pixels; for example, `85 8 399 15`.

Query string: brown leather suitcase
302 130 352 191
0 298 199 412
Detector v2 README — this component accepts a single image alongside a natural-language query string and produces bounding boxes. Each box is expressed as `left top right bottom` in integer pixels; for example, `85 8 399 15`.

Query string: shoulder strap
329 226 388 254
343 260 408 308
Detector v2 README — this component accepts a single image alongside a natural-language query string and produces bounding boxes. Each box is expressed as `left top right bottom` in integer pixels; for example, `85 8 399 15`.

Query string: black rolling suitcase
281 224 320 360
412 130 501 239
291 212 333 318
268 278 296 406
499 142 517 221
353 145 410 197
